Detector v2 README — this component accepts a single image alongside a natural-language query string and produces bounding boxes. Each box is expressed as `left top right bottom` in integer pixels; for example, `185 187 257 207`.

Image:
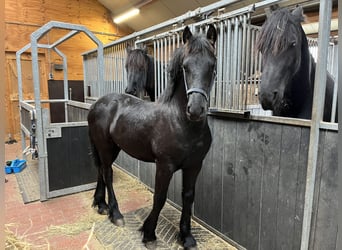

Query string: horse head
125 45 149 98
256 6 307 116
181 25 217 121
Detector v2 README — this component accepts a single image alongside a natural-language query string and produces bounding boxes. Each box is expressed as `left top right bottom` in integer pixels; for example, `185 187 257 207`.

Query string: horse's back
89 93 143 116
88 93 144 136
88 93 119 124
87 93 158 159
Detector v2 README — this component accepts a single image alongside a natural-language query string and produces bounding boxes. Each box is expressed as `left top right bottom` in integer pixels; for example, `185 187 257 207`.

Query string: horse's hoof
178 233 197 250
112 217 125 227
144 240 157 250
185 246 198 250
97 207 109 215
93 201 109 215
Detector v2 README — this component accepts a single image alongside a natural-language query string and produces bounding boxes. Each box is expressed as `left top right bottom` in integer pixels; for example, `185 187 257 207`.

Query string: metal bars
208 14 262 111
308 37 338 123
83 12 263 111
150 31 181 100
82 1 275 106
82 0 337 124
84 41 129 99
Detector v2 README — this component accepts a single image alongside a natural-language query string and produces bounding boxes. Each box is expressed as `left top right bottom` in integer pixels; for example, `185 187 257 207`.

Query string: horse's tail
89 137 101 169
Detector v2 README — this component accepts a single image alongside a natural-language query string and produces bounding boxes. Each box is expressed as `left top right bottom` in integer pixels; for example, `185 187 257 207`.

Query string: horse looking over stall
256 6 336 122
88 25 217 249
125 46 156 101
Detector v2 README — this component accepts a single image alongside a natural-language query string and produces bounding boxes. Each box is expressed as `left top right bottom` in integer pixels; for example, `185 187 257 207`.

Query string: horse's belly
121 141 155 162
111 129 155 163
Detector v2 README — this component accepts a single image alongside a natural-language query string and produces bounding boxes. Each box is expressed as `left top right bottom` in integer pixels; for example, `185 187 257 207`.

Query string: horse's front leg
179 165 202 249
141 163 173 247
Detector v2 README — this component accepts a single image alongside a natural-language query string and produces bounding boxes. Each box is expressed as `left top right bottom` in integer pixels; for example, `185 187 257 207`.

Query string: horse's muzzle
125 87 137 96
186 93 207 121
259 90 278 111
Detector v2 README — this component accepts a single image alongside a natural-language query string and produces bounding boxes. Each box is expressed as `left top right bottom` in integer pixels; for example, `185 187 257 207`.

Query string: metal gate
16 21 104 200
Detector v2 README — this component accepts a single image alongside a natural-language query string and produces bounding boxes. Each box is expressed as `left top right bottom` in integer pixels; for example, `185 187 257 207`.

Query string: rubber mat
94 202 237 250
15 158 40 204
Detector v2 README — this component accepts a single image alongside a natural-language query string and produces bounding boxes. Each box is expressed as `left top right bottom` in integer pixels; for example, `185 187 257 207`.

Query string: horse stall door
48 80 84 123
44 124 97 198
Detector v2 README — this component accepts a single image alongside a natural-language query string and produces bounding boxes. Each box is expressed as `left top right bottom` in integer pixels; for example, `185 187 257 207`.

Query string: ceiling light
113 8 140 24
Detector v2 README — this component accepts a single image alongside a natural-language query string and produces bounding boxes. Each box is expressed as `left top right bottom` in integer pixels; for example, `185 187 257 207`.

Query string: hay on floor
47 212 104 237
5 223 50 250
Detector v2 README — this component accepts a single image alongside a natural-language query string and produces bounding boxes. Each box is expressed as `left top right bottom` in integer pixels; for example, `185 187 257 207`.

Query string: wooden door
48 80 84 123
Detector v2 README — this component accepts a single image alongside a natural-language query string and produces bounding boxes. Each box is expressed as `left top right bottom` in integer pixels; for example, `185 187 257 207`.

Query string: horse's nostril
273 91 278 100
187 105 191 114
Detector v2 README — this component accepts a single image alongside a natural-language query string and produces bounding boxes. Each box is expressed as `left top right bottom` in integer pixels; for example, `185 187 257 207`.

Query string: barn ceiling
97 0 338 37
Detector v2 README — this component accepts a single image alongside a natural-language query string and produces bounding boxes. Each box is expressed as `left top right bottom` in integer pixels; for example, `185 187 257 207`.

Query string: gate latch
45 127 62 138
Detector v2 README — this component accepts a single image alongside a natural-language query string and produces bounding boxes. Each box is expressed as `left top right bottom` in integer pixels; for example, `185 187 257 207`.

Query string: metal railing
82 0 338 122
82 2 267 112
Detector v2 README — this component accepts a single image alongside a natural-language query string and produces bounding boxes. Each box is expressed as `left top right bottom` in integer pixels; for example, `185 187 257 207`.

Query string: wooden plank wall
4 0 132 140
195 117 311 249
65 103 338 250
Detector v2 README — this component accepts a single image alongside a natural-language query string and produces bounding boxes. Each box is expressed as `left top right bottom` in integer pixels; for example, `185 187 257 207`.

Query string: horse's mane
256 8 302 55
126 49 149 91
159 34 215 103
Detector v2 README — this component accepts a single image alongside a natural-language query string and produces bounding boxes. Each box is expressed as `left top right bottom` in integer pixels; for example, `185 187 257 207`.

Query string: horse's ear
292 6 305 22
183 26 192 44
265 4 279 18
142 45 148 54
126 44 133 53
206 24 217 46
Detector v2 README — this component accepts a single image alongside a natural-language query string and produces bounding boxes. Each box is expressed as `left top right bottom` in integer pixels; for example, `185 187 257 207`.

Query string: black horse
88 25 217 249
256 6 336 122
125 45 156 101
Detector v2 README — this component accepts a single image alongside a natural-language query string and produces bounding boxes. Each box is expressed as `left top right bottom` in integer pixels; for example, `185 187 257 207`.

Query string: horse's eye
291 41 296 47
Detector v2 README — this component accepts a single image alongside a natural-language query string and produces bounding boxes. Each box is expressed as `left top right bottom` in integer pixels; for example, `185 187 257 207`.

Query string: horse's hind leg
93 166 109 215
90 142 109 214
101 145 124 226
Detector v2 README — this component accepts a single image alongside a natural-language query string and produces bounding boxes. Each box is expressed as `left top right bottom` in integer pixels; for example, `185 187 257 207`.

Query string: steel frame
16 21 104 200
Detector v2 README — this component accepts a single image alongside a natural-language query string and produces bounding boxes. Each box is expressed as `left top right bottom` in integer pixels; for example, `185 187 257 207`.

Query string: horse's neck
172 76 188 107
159 69 188 110
290 33 315 117
308 55 316 90
293 32 312 88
